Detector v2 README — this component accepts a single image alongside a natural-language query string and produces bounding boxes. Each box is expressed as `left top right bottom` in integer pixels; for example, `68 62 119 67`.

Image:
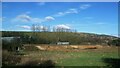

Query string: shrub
108 38 120 46
2 38 23 51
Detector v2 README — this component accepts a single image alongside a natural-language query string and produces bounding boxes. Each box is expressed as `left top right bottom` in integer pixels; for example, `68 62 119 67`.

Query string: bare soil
24 44 118 52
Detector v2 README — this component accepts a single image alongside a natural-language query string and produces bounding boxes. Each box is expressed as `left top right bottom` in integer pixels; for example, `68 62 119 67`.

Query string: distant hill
1 31 119 45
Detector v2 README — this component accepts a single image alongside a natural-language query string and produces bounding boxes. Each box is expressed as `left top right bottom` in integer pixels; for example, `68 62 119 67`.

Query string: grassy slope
2 31 118 45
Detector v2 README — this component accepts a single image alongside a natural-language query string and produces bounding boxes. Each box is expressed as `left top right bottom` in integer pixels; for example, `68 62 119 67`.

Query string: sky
1 2 118 36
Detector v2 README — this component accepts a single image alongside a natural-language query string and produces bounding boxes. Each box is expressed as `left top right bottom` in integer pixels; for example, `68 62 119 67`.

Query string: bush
2 38 23 51
2 40 12 51
108 38 120 46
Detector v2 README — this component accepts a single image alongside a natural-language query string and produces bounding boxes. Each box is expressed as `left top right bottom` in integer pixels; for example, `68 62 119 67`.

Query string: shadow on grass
25 60 55 67
2 60 55 68
102 58 120 68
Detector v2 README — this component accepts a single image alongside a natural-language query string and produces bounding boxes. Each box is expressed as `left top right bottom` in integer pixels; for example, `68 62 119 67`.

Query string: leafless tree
31 24 36 32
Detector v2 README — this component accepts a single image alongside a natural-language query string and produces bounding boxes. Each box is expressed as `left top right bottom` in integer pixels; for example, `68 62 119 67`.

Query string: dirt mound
36 46 46 51
33 45 104 52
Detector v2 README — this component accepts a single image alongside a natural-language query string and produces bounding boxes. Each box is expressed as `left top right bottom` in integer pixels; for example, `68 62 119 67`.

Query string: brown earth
25 44 118 52
24 44 111 52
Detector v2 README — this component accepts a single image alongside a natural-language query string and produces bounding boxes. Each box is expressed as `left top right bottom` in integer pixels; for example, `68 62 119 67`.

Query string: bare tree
36 25 41 32
31 24 77 33
31 24 36 32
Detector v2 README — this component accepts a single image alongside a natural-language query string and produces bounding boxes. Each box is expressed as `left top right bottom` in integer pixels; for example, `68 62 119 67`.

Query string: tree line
31 24 77 32
2 31 119 46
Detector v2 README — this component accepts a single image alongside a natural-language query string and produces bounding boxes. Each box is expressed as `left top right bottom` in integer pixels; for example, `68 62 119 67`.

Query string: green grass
56 52 119 66
21 46 119 66
3 46 119 67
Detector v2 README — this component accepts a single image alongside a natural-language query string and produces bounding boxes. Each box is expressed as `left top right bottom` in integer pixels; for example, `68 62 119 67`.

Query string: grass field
15 45 119 67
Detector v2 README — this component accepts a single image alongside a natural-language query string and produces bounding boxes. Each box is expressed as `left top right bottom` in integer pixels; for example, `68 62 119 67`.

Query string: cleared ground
20 44 119 66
